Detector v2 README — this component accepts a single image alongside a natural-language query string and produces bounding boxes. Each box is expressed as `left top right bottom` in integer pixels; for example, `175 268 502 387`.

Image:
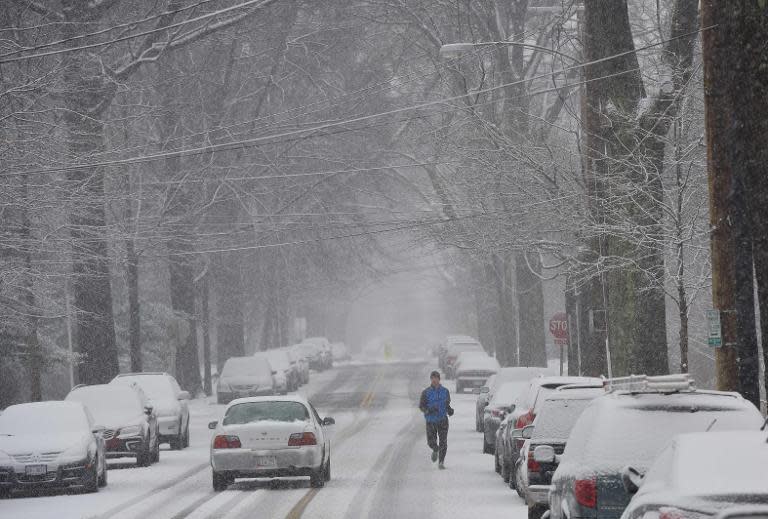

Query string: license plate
254 456 277 468
25 464 47 476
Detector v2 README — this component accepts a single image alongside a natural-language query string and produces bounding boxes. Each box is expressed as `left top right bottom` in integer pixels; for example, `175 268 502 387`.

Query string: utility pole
700 0 738 392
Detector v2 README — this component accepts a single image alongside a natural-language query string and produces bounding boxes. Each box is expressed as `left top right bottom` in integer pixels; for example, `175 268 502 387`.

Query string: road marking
284 488 319 519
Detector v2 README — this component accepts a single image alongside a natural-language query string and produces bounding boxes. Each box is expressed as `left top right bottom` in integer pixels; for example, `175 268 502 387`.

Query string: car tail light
574 479 597 508
527 455 541 473
491 408 505 418
515 409 536 429
213 435 241 449
658 508 687 519
288 432 317 446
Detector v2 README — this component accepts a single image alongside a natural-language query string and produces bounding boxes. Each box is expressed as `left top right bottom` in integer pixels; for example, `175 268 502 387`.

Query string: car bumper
526 484 552 505
211 446 323 476
0 460 92 490
456 376 489 387
105 436 145 457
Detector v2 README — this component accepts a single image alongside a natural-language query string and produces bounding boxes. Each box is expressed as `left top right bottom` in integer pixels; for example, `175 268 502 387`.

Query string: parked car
512 386 605 518
66 384 159 467
209 395 335 490
303 337 333 370
254 352 288 394
548 375 764 519
217 356 277 404
443 339 485 379
620 430 768 519
0 401 107 495
331 342 352 362
264 349 299 392
483 380 530 454
438 335 477 370
500 375 602 486
474 367 554 432
111 372 191 450
284 346 310 385
455 353 500 393
294 342 324 371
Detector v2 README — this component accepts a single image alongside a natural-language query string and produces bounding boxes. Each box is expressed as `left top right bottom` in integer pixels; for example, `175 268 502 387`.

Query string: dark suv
548 375 763 519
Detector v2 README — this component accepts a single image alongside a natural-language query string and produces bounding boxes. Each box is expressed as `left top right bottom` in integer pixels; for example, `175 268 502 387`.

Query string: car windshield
67 388 142 424
116 375 174 400
223 401 310 425
0 403 89 435
490 381 529 406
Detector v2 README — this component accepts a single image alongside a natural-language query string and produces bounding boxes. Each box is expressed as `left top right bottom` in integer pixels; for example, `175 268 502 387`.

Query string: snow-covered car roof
624 431 768 517
491 367 555 389
557 390 763 477
0 400 91 434
456 354 500 372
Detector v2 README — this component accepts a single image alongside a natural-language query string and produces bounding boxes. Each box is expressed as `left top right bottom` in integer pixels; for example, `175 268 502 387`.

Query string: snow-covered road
1 362 528 519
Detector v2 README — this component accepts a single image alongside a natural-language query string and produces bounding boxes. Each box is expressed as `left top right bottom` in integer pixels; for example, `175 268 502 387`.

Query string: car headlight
118 425 142 438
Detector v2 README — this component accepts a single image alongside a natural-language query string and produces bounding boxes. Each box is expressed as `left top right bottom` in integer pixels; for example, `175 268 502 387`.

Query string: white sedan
209 395 334 490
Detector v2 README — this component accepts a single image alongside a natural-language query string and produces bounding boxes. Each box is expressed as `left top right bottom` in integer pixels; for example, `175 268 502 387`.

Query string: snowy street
1 362 527 519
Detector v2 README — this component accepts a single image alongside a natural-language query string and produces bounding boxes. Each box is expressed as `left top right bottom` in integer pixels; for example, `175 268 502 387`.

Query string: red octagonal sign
549 312 569 341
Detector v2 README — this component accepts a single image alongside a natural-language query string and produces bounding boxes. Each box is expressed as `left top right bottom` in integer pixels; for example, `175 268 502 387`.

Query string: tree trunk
516 252 547 367
215 251 245 371
61 13 119 383
200 271 212 396
126 237 141 373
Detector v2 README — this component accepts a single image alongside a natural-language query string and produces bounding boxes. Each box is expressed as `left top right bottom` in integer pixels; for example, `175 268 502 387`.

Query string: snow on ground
0 363 528 519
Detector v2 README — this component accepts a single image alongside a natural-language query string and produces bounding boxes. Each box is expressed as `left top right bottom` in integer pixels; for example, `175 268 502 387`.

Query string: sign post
549 312 569 375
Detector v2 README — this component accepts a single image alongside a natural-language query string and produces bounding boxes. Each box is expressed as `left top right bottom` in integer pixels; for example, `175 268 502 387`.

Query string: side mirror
322 417 335 426
522 425 535 439
144 406 154 416
506 405 516 414
480 387 490 394
208 421 218 430
92 425 106 434
472 388 481 395
620 465 644 495
178 391 191 401
511 428 524 439
533 445 556 464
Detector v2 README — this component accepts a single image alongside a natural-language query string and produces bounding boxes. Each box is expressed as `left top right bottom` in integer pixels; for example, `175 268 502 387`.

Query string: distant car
217 356 277 404
294 342 324 371
620 430 768 519
111 372 191 450
284 346 309 385
0 401 107 495
66 384 160 467
483 380 529 454
263 349 299 392
209 395 335 490
455 354 500 393
303 337 333 370
500 376 601 486
331 342 351 362
474 367 555 432
443 339 484 379
548 375 764 519
512 387 605 518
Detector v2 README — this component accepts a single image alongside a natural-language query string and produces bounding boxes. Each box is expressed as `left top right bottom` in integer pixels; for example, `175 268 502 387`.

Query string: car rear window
221 357 272 378
531 398 595 441
223 401 310 425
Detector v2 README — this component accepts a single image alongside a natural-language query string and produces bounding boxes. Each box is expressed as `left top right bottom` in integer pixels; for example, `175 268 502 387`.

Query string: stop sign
549 312 569 341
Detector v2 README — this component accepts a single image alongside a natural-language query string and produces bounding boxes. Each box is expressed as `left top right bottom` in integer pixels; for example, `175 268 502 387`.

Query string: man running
419 370 453 469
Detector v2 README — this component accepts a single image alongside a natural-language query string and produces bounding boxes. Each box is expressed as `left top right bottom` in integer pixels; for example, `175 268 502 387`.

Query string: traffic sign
707 309 722 347
549 312 569 345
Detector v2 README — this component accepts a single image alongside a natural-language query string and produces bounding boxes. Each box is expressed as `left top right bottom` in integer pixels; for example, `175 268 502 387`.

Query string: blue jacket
419 384 452 423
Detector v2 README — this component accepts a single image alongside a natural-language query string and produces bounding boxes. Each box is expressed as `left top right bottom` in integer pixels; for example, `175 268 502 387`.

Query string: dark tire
137 440 152 467
152 431 161 463
324 457 331 482
212 471 231 492
494 453 501 474
501 459 510 482
83 461 99 493
182 421 190 449
309 463 325 488
508 464 517 489
98 458 108 488
170 421 184 450
483 437 494 455
529 505 547 519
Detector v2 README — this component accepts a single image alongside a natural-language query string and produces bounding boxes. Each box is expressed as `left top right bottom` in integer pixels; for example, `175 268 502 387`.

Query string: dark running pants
426 418 449 463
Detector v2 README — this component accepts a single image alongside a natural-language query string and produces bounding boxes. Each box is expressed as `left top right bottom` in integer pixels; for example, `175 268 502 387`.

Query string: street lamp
439 41 579 64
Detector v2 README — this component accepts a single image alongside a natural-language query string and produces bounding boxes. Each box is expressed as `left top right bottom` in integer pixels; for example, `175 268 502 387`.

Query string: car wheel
152 431 161 463
324 457 331 482
212 471 231 491
494 452 501 474
529 505 547 519
309 466 325 488
170 421 184 450
137 439 152 467
182 421 190 449
508 464 517 489
98 461 108 488
83 459 99 493
501 459 510 482
483 437 494 455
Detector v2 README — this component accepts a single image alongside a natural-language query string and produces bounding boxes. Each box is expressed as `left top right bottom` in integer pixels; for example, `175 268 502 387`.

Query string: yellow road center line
284 489 319 519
